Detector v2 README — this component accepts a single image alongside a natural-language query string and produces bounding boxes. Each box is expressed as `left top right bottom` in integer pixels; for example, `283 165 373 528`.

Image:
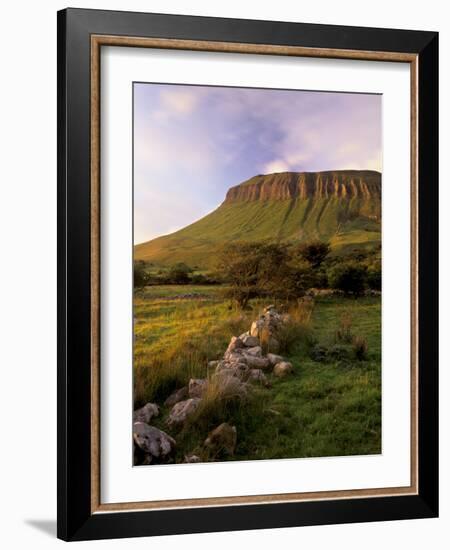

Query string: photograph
132 83 383 466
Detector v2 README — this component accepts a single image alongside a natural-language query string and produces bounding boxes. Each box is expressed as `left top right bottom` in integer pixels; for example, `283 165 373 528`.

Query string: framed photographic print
57 8 439 541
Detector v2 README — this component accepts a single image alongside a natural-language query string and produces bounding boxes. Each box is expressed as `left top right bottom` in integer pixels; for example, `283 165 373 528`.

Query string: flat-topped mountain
135 170 381 268
225 170 381 204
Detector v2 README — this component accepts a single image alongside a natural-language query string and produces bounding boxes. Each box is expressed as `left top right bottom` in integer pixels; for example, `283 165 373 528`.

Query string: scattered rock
184 454 201 463
216 357 248 371
133 422 176 462
188 378 208 398
213 370 250 399
204 423 237 457
250 319 265 338
307 288 333 298
247 369 270 387
249 306 289 349
240 334 260 347
133 402 159 424
267 353 284 366
164 386 188 407
166 398 201 428
225 336 245 355
365 289 381 297
215 361 249 382
244 345 262 357
223 351 246 363
273 361 294 377
244 355 271 370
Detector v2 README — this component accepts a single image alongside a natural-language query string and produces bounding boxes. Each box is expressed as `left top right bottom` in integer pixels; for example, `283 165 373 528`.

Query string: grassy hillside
135 170 381 268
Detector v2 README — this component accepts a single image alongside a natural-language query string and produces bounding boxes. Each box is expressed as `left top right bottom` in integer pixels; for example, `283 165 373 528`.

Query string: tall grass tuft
352 335 368 361
335 310 353 343
275 300 314 355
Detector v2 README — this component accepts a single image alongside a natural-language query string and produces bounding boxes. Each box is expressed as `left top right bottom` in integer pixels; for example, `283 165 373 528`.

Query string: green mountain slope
135 170 381 268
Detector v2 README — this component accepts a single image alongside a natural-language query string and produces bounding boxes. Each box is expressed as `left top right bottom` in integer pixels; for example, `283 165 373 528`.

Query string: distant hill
134 170 381 268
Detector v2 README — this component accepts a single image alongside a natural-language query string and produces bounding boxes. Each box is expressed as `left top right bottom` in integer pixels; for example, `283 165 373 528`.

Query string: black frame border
57 8 438 541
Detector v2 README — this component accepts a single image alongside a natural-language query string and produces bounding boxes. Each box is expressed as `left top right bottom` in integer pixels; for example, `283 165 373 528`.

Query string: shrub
134 260 148 289
216 242 269 308
328 344 350 361
190 272 220 285
367 263 382 290
310 344 328 362
328 262 367 295
296 241 331 268
352 336 368 360
283 259 317 300
167 263 192 284
314 268 329 289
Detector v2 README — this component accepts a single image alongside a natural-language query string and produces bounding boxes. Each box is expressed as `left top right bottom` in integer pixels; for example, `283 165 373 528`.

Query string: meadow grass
134 287 381 461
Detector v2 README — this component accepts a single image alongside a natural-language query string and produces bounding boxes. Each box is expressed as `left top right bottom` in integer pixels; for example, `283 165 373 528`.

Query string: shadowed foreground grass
134 286 381 462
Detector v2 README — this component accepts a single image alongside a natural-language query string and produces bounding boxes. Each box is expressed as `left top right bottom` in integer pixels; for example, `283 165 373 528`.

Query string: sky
134 83 381 244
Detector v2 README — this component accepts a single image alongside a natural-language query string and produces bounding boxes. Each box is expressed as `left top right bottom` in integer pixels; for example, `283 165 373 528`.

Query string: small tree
328 262 367 295
297 240 331 268
283 257 317 300
134 260 148 289
216 242 267 308
216 241 318 307
255 243 292 299
167 263 192 284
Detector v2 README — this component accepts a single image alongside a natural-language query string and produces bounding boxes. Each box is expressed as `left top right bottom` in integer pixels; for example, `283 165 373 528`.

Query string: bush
314 268 329 289
134 260 148 289
328 344 350 361
283 259 317 300
367 263 382 290
310 344 328 362
167 263 192 284
190 272 220 285
297 241 331 268
328 262 367 295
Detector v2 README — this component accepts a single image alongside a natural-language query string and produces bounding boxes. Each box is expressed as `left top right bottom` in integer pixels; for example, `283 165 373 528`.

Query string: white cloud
262 159 291 174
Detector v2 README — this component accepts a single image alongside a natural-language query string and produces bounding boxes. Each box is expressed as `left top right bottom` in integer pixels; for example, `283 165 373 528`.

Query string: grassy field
134 285 381 462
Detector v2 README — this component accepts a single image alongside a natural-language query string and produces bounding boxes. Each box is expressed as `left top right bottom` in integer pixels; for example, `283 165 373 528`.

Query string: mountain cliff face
135 170 381 268
225 171 381 205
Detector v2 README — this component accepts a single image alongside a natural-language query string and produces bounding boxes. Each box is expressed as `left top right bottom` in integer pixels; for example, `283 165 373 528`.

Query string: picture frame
57 7 438 541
